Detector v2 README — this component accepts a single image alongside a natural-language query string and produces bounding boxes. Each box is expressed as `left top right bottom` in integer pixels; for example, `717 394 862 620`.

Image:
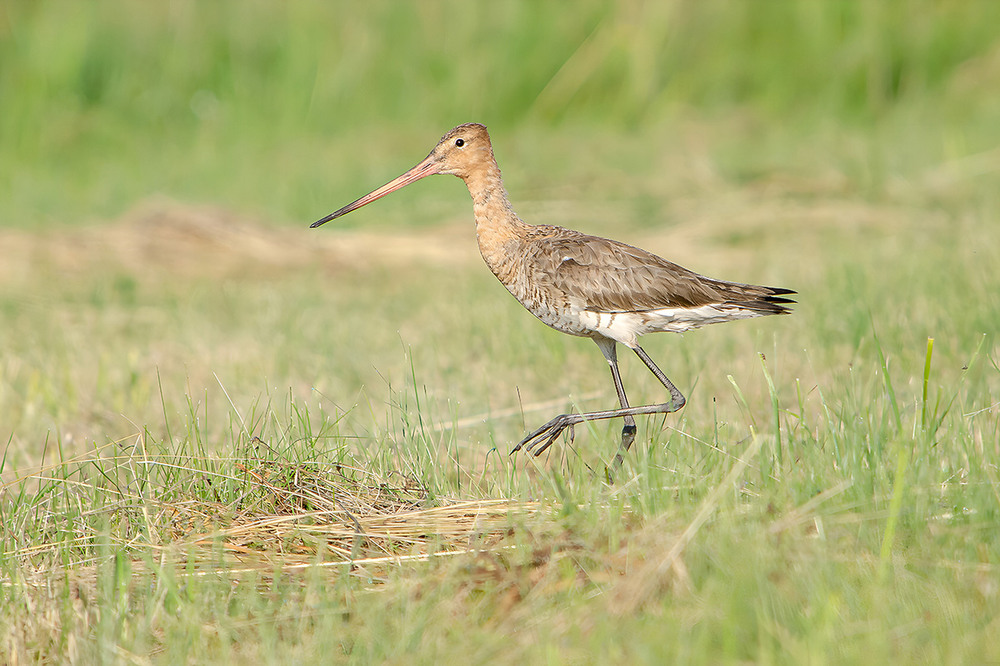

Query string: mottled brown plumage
313 123 795 475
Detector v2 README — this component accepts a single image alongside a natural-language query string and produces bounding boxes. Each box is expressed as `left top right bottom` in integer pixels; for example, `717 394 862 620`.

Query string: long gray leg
595 339 638 472
511 339 686 463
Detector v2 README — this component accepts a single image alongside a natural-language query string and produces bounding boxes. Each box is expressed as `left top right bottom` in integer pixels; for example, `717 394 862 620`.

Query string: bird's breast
477 242 591 338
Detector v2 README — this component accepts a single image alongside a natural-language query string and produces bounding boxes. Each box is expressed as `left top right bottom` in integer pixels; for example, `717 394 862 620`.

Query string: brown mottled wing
523 227 795 314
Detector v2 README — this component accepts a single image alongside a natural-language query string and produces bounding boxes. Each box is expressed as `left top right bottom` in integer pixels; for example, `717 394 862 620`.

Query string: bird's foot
604 424 636 484
511 413 580 457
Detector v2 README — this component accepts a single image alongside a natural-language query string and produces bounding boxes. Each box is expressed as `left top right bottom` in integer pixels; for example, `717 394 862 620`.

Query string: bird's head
311 123 494 228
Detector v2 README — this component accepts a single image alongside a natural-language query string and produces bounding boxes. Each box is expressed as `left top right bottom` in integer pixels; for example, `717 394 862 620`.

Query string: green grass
3 1 1000 663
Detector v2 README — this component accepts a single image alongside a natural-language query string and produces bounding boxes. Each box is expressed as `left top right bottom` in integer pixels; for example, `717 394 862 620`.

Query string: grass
3 1 1000 663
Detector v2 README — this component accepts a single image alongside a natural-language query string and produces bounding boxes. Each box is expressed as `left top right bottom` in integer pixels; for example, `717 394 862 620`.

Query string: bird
312 123 795 473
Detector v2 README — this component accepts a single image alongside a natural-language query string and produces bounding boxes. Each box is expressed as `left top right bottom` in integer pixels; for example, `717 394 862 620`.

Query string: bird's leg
511 340 686 463
632 345 686 411
604 341 637 473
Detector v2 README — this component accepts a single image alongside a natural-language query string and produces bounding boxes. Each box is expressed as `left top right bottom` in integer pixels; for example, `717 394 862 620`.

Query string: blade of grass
878 436 910 583
759 352 783 469
921 337 934 432
871 323 902 433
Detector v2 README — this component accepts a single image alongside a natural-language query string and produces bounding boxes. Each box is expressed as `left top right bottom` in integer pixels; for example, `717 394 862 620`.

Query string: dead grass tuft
4 440 542 592
166 453 536 572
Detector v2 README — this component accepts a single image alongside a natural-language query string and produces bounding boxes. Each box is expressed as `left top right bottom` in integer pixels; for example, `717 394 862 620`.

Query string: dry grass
4 441 544 592
161 460 536 576
1 430 560 663
0 198 479 286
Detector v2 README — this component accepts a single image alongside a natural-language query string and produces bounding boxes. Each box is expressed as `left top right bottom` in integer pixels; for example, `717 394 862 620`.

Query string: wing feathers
523 227 795 315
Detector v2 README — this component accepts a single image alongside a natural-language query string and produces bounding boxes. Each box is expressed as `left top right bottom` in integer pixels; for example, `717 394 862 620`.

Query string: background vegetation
2 0 999 663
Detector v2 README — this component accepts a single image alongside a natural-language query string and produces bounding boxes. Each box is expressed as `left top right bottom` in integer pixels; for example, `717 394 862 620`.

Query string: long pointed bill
311 153 441 228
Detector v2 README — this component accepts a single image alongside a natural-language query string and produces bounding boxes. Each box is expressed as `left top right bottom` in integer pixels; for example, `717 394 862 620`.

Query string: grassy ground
3 1 1000 663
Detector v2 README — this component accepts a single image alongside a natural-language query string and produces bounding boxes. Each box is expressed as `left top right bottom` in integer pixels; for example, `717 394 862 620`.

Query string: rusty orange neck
460 160 531 276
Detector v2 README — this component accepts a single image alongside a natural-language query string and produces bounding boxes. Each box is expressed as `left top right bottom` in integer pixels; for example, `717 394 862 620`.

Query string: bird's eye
454 138 465 147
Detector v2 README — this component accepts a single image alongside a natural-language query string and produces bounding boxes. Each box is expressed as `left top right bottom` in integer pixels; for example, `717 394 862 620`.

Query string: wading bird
312 124 794 472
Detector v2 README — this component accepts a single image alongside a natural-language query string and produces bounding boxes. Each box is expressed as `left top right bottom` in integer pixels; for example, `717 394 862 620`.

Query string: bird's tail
726 285 796 316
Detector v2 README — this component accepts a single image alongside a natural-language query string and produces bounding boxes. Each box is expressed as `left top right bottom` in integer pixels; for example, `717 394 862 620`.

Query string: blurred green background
3 0 999 228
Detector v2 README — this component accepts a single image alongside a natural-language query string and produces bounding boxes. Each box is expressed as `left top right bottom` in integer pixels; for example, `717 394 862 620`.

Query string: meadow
2 1 999 663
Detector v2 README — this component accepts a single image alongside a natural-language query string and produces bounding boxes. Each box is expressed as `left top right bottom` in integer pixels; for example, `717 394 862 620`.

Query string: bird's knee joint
622 424 637 437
